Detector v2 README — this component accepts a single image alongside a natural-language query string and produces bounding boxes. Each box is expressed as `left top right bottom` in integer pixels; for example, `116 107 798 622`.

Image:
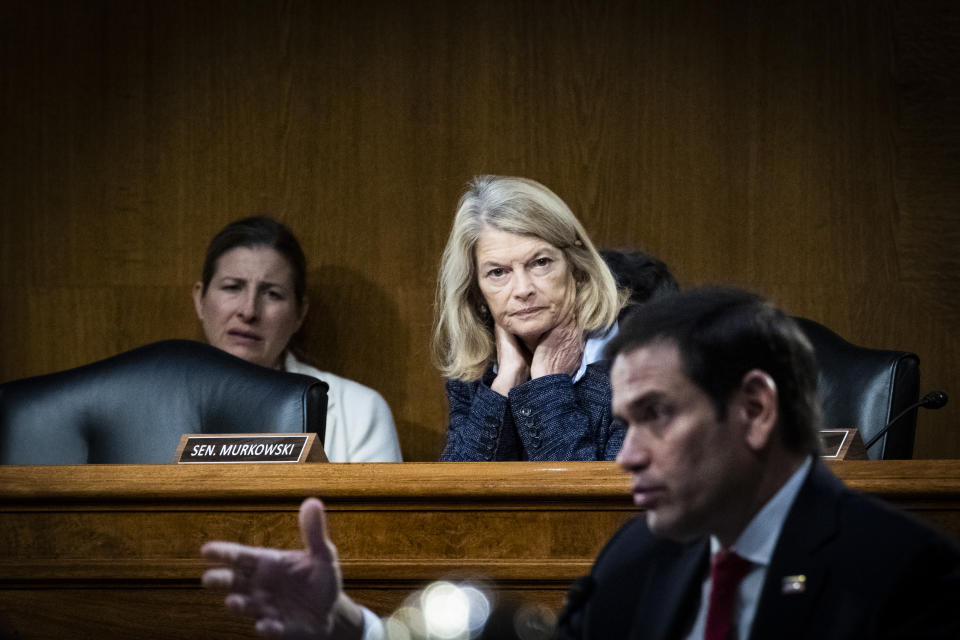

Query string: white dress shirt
686 456 813 640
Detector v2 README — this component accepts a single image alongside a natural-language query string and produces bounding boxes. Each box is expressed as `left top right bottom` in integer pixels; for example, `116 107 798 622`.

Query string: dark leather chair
794 318 920 460
0 340 327 465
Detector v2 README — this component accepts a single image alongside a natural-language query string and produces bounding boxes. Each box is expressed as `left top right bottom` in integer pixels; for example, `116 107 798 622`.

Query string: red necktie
704 548 753 640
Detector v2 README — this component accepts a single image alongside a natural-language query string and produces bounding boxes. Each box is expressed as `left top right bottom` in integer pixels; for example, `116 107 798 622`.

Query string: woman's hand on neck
530 300 584 379
491 324 531 396
529 314 584 379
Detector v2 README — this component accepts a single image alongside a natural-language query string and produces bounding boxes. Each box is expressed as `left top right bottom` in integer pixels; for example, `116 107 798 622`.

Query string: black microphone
863 390 949 452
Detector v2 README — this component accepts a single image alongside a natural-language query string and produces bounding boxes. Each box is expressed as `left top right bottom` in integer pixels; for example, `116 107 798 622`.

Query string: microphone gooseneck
863 390 949 452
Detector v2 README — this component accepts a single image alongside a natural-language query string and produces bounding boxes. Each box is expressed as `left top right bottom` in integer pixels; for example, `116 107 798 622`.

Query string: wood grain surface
1 461 958 639
1 0 958 460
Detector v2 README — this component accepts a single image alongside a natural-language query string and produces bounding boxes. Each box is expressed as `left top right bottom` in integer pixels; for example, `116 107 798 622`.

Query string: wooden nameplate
174 433 328 464
819 428 867 460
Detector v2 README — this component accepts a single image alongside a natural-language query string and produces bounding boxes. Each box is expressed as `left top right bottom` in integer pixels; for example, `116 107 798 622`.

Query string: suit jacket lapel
630 540 709 640
749 461 843 640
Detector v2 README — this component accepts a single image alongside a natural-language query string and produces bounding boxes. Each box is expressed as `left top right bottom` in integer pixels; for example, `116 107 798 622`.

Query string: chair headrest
0 340 327 464
794 318 919 460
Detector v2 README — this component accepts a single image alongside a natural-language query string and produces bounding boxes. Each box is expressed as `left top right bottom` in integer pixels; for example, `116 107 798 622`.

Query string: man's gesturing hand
202 498 364 639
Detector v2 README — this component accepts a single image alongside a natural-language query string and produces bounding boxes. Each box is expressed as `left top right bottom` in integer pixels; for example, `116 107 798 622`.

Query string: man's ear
733 369 779 451
192 282 205 321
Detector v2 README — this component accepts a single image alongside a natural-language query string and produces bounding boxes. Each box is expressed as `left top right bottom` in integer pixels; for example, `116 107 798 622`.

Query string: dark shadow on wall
296 265 440 461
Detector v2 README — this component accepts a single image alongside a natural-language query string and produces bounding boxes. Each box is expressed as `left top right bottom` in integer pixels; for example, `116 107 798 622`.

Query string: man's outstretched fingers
201 540 243 564
224 593 262 618
202 567 237 590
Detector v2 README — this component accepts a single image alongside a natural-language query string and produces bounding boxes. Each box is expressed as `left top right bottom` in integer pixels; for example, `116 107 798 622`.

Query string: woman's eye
487 267 506 278
221 283 241 291
533 257 553 268
267 290 284 301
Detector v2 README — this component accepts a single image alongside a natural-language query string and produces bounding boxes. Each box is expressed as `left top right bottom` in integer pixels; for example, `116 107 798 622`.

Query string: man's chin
645 511 699 543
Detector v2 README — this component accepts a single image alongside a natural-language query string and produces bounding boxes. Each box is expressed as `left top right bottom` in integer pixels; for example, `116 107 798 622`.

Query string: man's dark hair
605 287 821 455
600 249 679 322
201 216 308 309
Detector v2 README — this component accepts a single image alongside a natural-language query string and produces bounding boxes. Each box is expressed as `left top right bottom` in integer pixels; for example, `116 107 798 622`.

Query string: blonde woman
433 176 627 461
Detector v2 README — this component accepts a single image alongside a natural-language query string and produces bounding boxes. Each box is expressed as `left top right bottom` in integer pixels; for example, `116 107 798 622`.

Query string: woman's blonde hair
432 175 625 381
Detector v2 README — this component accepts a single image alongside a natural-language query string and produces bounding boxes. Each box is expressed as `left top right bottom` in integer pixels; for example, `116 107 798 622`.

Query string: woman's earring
478 303 489 318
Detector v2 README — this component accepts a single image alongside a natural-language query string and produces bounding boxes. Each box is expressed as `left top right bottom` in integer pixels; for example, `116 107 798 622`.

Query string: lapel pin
781 574 806 594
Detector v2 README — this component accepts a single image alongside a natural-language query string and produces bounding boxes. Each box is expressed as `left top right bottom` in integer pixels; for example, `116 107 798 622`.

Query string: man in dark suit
557 287 960 639
202 287 960 639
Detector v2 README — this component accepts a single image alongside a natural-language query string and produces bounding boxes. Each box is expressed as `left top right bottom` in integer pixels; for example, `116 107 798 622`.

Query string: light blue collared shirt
686 456 813 640
574 322 618 382
360 606 384 640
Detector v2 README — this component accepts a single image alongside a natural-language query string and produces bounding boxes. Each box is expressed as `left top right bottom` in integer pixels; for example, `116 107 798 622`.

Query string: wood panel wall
1 0 958 461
